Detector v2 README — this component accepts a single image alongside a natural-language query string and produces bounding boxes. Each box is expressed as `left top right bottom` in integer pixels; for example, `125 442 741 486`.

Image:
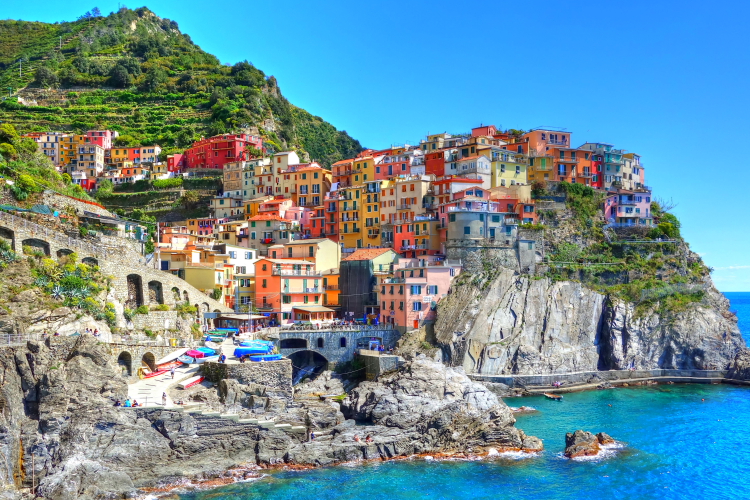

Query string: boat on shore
544 393 563 401
178 354 220 365
249 354 282 362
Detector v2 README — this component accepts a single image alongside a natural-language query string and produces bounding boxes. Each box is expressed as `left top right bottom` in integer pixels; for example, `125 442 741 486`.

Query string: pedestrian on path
162 392 167 406
170 367 175 379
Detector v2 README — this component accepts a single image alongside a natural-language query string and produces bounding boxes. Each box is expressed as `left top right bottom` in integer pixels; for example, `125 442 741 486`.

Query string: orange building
254 258 336 325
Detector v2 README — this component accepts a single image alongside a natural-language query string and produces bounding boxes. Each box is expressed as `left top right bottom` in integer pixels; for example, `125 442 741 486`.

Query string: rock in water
564 430 617 458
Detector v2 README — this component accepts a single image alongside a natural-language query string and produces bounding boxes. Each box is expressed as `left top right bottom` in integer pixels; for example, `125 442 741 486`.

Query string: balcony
324 284 339 290
374 264 393 274
340 216 359 222
547 139 568 146
272 269 322 277
400 244 428 251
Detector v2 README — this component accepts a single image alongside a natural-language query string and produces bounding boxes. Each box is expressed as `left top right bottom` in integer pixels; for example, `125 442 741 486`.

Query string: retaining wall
360 352 401 381
201 359 293 399
470 369 729 389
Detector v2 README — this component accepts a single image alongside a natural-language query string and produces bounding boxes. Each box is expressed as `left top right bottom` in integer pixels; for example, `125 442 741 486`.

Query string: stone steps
181 405 304 433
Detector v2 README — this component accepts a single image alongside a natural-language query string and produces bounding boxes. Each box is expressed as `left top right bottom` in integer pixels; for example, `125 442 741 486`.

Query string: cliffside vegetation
0 7 363 167
537 182 711 314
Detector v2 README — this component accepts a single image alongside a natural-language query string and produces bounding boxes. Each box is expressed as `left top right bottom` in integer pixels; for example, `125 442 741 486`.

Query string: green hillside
0 7 363 167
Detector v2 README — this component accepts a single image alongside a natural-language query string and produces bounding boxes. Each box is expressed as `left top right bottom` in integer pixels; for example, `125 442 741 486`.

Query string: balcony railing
547 139 568 146
324 284 339 290
272 269 322 277
558 157 579 163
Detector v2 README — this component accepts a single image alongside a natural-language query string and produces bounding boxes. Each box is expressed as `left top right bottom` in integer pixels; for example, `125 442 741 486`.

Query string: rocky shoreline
0 336 542 500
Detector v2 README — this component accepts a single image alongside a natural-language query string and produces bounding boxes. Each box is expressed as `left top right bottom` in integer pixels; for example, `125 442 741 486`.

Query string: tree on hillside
140 66 167 92
179 191 200 209
34 66 58 87
91 7 102 17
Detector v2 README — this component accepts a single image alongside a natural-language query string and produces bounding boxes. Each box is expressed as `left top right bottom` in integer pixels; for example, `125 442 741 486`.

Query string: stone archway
82 257 98 266
0 227 15 250
141 352 156 372
117 351 133 376
201 303 209 313
148 280 164 304
126 274 144 308
287 350 328 384
21 238 50 256
171 287 181 302
182 290 189 303
56 248 74 259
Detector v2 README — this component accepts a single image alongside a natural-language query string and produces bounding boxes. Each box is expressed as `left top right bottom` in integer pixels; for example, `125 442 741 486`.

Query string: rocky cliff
0 337 540 499
434 268 743 375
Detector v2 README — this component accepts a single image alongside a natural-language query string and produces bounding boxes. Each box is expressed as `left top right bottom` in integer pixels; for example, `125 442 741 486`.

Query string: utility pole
60 36 62 50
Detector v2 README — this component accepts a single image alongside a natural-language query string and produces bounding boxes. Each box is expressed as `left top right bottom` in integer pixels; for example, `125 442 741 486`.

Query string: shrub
153 304 169 311
123 308 135 321
135 305 150 315
175 302 197 318
144 329 155 338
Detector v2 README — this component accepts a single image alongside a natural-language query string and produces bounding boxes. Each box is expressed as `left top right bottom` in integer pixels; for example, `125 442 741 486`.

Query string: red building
183 134 264 170
167 153 185 172
425 150 446 177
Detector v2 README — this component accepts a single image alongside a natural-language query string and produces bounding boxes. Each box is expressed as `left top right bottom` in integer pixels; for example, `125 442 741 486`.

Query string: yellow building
266 238 341 272
527 154 555 183
363 180 381 245
338 185 362 249
483 148 529 188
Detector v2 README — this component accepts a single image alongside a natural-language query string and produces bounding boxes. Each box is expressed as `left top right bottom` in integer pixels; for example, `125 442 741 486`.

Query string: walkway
127 363 200 407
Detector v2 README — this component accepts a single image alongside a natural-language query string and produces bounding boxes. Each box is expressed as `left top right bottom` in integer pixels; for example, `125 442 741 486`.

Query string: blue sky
5 0 750 290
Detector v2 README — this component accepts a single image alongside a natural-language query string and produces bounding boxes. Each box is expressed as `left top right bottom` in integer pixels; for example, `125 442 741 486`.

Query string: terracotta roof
247 214 291 222
332 159 354 166
342 248 394 262
261 200 289 205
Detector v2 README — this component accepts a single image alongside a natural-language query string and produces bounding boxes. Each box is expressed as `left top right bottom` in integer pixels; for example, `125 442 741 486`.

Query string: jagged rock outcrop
435 268 743 375
564 430 616 458
727 349 750 380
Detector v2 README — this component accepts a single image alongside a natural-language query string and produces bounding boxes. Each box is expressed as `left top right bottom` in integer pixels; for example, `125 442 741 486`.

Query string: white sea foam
558 442 625 462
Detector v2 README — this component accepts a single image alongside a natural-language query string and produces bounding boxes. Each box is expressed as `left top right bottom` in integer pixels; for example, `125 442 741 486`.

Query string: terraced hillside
0 7 363 167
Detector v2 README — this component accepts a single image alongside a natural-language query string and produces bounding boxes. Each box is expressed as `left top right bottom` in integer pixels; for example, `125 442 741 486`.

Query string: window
413 302 422 311
282 295 291 304
262 279 267 288
262 263 267 271
464 226 470 235
492 215 501 223
317 338 324 348
340 337 347 348
410 285 422 295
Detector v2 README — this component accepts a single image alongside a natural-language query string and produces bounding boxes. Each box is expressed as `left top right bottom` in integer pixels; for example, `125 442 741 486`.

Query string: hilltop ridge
0 7 363 167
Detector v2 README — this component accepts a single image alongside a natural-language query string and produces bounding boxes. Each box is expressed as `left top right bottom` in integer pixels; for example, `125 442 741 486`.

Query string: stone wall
128 311 194 338
42 190 114 218
360 352 402 381
201 359 293 399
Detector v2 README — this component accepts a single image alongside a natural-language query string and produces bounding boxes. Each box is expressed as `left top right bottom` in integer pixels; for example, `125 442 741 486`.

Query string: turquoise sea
179 293 750 500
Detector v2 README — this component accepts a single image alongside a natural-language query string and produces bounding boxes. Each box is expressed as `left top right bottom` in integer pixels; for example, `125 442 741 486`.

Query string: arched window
317 338 324 348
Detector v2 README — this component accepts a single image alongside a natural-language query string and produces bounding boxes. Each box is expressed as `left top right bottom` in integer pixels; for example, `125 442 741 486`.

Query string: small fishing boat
204 341 223 350
179 354 220 365
204 331 229 342
249 354 282 362
142 369 168 379
234 346 273 357
178 375 205 389
543 393 563 401
185 349 205 359
196 347 217 356
239 340 274 347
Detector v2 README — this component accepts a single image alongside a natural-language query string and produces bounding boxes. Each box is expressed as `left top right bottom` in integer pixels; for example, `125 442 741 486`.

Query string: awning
216 314 267 320
291 306 336 313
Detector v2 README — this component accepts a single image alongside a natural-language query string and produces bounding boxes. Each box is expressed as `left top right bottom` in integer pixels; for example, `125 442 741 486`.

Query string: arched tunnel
287 350 329 385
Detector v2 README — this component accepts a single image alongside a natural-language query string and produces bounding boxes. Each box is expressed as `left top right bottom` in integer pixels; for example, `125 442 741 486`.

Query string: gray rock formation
727 349 750 380
0 339 541 499
435 268 743 375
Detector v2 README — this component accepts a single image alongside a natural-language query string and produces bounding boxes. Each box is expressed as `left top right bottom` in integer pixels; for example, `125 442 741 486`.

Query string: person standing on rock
162 392 167 406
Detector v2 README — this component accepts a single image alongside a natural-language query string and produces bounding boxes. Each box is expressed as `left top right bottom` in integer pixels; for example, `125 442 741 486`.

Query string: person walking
162 392 167 406
170 367 175 379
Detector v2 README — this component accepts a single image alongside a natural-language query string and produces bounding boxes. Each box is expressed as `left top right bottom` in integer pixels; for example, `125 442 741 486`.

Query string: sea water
179 293 750 500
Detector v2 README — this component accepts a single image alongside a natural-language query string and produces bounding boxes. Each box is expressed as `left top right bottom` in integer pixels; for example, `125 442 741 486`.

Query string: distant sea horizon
722 291 749 339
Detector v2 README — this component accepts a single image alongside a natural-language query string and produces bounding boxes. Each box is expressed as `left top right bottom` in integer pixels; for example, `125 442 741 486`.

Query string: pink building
379 257 460 330
86 130 117 150
257 198 294 219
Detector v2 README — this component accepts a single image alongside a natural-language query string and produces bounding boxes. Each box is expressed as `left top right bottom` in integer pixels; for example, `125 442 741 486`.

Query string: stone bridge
276 327 400 369
0 210 230 315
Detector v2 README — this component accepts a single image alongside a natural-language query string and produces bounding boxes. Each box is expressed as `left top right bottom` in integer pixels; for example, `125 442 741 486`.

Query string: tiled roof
342 248 394 261
247 214 290 222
